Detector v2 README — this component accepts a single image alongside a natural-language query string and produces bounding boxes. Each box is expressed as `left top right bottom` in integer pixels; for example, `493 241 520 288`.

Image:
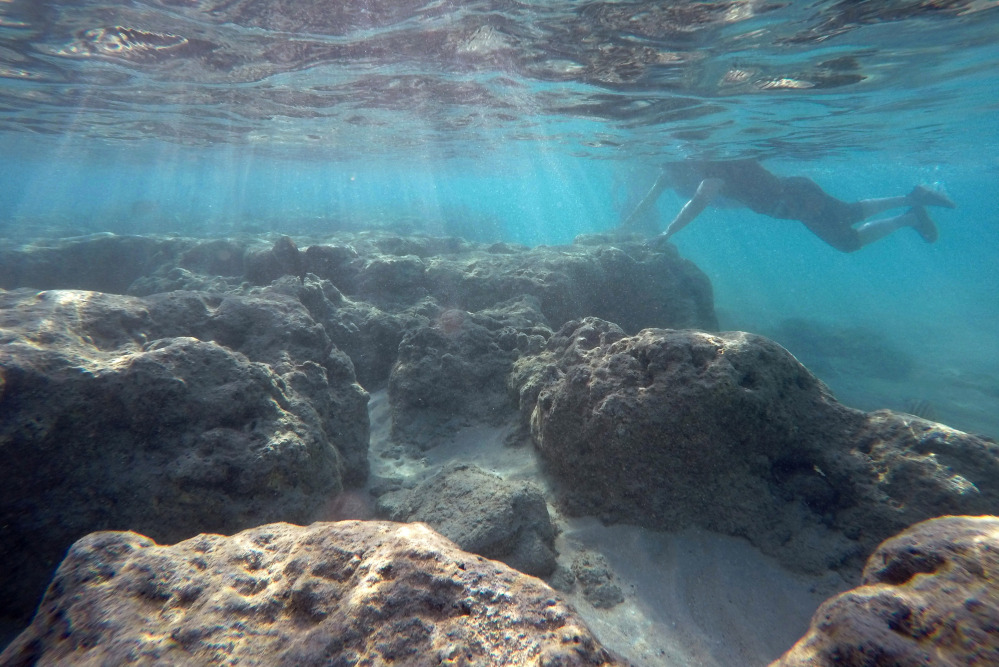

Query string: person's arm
620 170 671 230
655 177 724 242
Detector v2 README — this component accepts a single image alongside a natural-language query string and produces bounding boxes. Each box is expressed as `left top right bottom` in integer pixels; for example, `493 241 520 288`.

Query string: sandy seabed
362 390 847 667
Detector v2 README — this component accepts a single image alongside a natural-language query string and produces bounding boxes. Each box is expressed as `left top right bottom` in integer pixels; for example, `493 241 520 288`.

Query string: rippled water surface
1 1 999 439
2 0 998 160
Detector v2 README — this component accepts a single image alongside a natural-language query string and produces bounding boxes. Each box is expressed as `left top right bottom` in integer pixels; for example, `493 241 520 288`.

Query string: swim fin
909 185 956 209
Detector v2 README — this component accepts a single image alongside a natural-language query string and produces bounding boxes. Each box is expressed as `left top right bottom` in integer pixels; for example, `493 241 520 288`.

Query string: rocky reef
510 318 999 574
377 462 558 578
0 231 713 632
1 230 997 664
772 515 999 666
0 521 625 666
0 286 370 627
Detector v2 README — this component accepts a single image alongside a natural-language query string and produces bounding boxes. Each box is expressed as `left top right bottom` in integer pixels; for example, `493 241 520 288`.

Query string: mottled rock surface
570 551 625 610
0 521 626 667
389 296 552 445
376 463 558 577
771 515 999 667
512 319 999 574
0 232 718 389
0 287 369 627
420 241 717 335
0 231 717 636
0 234 186 294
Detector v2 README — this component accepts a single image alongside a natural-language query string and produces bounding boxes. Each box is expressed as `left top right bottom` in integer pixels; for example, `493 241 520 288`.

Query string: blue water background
4 137 995 436
1 1 998 438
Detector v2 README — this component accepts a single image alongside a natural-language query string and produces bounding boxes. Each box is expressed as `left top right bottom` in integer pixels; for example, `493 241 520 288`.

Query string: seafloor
1 230 997 666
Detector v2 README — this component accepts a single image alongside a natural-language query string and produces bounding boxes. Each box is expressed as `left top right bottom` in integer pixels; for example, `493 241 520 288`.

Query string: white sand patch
555 519 845 667
365 389 847 667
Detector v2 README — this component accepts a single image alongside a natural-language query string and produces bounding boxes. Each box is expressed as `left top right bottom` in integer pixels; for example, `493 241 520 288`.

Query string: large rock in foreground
0 287 369 627
512 319 999 574
0 521 625 667
771 515 999 666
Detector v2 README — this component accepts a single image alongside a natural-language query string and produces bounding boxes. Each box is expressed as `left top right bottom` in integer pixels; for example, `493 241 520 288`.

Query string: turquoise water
2 0 998 436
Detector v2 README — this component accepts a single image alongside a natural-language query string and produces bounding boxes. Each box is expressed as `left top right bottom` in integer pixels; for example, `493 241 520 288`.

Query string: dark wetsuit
663 159 866 252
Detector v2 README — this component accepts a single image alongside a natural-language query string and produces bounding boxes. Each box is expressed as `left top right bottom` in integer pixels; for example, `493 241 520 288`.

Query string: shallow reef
1 231 997 665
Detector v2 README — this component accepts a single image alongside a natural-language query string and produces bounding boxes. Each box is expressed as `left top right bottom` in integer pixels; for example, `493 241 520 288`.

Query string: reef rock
0 232 718 391
771 515 999 666
511 318 999 574
389 295 552 445
376 463 558 577
0 234 185 294
570 551 625 610
271 273 428 391
245 236 306 284
422 241 717 334
0 521 624 667
0 287 369 628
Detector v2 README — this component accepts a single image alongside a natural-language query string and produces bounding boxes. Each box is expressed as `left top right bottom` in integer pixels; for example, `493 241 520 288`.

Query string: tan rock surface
1 520 627 667
771 515 999 667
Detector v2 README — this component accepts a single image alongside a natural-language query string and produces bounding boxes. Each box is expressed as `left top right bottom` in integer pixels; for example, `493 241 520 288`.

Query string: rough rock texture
0 231 716 629
263 273 424 391
389 296 552 445
0 521 626 667
0 234 187 294
245 235 306 284
376 463 558 578
420 242 718 335
771 515 999 667
511 318 999 574
571 551 625 610
1 233 718 390
298 234 718 392
0 287 369 627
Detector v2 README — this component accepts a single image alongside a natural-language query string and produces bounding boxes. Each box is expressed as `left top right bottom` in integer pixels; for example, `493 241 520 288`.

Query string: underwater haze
3 1 998 438
4 1 999 664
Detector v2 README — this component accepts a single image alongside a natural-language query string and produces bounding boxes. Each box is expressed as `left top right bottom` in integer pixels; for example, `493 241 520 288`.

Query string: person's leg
857 186 956 219
661 178 723 238
856 206 937 246
620 170 672 230
858 196 910 218
779 177 944 251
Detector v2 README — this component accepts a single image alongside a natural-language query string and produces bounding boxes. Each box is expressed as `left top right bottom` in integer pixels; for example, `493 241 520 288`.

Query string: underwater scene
1 1 998 665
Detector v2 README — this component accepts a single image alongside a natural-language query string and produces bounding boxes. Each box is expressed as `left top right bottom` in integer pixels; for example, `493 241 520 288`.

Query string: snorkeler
621 159 955 252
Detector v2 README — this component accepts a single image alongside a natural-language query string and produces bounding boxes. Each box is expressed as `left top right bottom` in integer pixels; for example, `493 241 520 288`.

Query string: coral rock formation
1 521 626 667
511 319 999 574
377 462 558 577
771 515 999 666
0 287 369 627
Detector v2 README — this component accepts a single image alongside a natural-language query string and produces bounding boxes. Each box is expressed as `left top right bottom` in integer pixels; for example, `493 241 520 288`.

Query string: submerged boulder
271 273 428 391
771 515 999 666
0 234 183 294
423 241 717 334
511 318 999 574
570 551 625 610
388 295 552 446
376 462 558 578
0 287 369 628
1 521 625 667
244 235 305 284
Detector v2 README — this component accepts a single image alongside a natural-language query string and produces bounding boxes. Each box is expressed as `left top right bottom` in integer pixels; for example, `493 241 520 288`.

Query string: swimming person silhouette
621 159 955 252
